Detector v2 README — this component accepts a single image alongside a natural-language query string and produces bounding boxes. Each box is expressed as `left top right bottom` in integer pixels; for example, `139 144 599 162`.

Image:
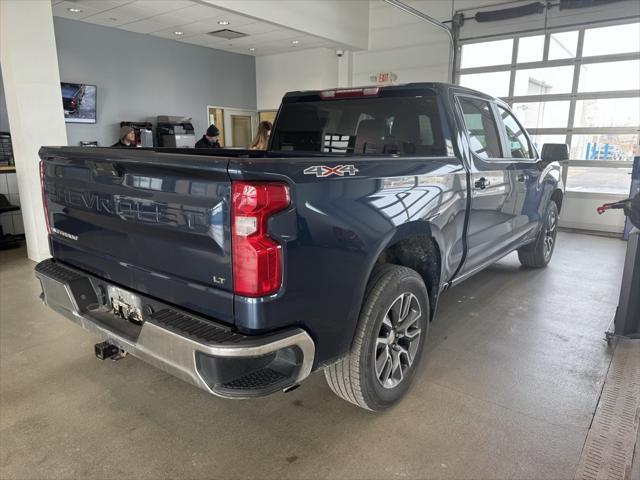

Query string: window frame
454 93 506 162
456 18 639 192
495 103 538 161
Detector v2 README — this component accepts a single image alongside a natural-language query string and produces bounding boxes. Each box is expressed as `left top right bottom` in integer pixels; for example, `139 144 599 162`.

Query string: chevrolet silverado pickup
36 83 567 411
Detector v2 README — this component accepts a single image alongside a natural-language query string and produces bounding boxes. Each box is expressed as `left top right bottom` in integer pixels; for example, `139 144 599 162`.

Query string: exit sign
370 72 398 85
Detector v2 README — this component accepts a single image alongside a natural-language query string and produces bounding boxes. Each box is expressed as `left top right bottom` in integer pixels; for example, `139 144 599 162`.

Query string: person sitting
112 126 136 147
195 125 221 149
250 121 272 150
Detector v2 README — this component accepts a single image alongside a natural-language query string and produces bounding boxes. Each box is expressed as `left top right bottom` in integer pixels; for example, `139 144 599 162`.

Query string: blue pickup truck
36 83 567 411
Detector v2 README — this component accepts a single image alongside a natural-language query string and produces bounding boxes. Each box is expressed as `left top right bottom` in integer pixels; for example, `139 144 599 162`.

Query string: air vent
207 29 247 40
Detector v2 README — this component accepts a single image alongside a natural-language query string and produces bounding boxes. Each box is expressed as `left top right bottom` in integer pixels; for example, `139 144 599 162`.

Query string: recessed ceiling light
218 20 230 25
174 31 184 36
291 40 299 45
249 47 255 52
67 7 82 13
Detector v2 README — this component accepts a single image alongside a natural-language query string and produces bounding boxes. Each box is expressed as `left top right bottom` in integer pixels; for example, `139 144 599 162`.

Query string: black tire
324 264 430 411
518 200 559 268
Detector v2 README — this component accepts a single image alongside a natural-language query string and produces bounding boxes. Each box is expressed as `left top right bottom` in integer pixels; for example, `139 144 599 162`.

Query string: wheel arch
551 188 564 213
367 221 444 318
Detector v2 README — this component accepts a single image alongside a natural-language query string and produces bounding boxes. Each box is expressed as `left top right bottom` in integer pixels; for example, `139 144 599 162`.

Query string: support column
1 0 67 261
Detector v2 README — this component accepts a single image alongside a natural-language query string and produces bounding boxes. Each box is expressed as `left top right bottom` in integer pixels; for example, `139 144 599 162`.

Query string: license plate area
108 285 143 324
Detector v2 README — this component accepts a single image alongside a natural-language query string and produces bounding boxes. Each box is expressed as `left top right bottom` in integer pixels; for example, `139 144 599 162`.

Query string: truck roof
282 82 497 102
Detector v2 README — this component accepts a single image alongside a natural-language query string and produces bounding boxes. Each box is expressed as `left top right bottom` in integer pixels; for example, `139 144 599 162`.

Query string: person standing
250 121 272 150
112 126 136 147
195 125 221 149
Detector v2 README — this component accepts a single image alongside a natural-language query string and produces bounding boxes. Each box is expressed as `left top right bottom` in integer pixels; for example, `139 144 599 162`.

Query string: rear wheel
324 264 430 411
518 200 559 268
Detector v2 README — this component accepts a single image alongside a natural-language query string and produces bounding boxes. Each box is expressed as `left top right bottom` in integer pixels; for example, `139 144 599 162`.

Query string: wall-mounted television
61 82 96 124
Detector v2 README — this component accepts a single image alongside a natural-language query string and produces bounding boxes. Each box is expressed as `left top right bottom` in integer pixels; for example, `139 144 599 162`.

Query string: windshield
271 96 447 156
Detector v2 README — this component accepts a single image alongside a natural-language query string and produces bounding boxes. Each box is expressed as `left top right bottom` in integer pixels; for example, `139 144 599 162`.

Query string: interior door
231 115 252 148
207 107 226 146
223 109 258 148
456 95 522 277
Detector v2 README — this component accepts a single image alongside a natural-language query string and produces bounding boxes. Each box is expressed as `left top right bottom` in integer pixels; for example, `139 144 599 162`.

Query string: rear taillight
231 181 290 297
39 160 50 234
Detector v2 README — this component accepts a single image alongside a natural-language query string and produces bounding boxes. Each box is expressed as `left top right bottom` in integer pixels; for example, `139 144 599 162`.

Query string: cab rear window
271 96 447 156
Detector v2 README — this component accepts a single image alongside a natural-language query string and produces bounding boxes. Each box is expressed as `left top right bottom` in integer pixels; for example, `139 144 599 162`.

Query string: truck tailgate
39 147 234 324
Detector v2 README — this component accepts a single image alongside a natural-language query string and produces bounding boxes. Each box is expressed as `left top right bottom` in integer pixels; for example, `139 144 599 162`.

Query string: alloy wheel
544 209 558 260
374 293 422 389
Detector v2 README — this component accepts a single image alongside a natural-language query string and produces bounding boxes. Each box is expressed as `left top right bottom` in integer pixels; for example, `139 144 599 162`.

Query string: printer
156 116 196 148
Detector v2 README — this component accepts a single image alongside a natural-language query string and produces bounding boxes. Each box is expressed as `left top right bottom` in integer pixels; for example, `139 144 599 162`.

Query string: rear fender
347 220 444 331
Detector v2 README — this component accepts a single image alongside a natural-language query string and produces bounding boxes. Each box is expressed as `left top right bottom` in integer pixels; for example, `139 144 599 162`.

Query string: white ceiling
51 0 342 56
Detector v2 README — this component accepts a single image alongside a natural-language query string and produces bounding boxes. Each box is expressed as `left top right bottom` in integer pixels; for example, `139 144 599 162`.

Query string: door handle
474 177 491 190
517 173 529 182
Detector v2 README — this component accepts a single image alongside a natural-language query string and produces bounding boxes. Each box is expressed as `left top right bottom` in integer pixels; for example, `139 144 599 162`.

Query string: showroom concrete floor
0 232 628 479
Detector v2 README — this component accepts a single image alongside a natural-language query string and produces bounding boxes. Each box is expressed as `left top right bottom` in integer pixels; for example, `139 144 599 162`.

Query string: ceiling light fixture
174 31 184 36
67 7 82 13
249 47 255 52
291 40 299 45
218 20 230 25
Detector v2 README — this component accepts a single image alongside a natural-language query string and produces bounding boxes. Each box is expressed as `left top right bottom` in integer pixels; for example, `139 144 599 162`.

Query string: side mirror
541 143 569 162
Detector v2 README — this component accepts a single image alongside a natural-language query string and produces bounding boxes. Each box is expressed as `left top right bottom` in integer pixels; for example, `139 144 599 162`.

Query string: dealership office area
1 1 640 479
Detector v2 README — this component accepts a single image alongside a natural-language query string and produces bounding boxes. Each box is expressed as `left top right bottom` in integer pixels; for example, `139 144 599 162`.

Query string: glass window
574 98 640 128
514 66 575 96
461 39 513 68
271 96 446 156
459 71 510 98
529 134 567 154
517 35 544 63
458 97 502 159
548 31 579 60
570 134 639 161
566 166 632 194
498 106 533 158
583 22 640 57
512 101 570 129
578 60 640 92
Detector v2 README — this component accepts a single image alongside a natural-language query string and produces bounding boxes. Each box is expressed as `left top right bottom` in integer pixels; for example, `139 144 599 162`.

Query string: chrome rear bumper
35 259 315 398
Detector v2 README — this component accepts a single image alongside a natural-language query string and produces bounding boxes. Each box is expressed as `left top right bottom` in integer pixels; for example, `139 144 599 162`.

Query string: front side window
458 97 502 159
498 106 534 159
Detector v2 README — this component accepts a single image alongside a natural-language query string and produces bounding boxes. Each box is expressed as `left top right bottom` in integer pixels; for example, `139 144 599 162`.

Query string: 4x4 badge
303 165 359 178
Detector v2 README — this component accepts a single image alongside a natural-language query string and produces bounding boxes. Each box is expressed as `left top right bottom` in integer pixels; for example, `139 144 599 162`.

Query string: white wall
353 0 454 86
560 193 628 234
0 70 9 133
256 48 339 110
205 0 370 50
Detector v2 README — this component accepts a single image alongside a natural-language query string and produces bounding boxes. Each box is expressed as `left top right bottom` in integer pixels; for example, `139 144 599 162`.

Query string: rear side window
458 97 502 159
271 96 446 156
498 106 534 159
